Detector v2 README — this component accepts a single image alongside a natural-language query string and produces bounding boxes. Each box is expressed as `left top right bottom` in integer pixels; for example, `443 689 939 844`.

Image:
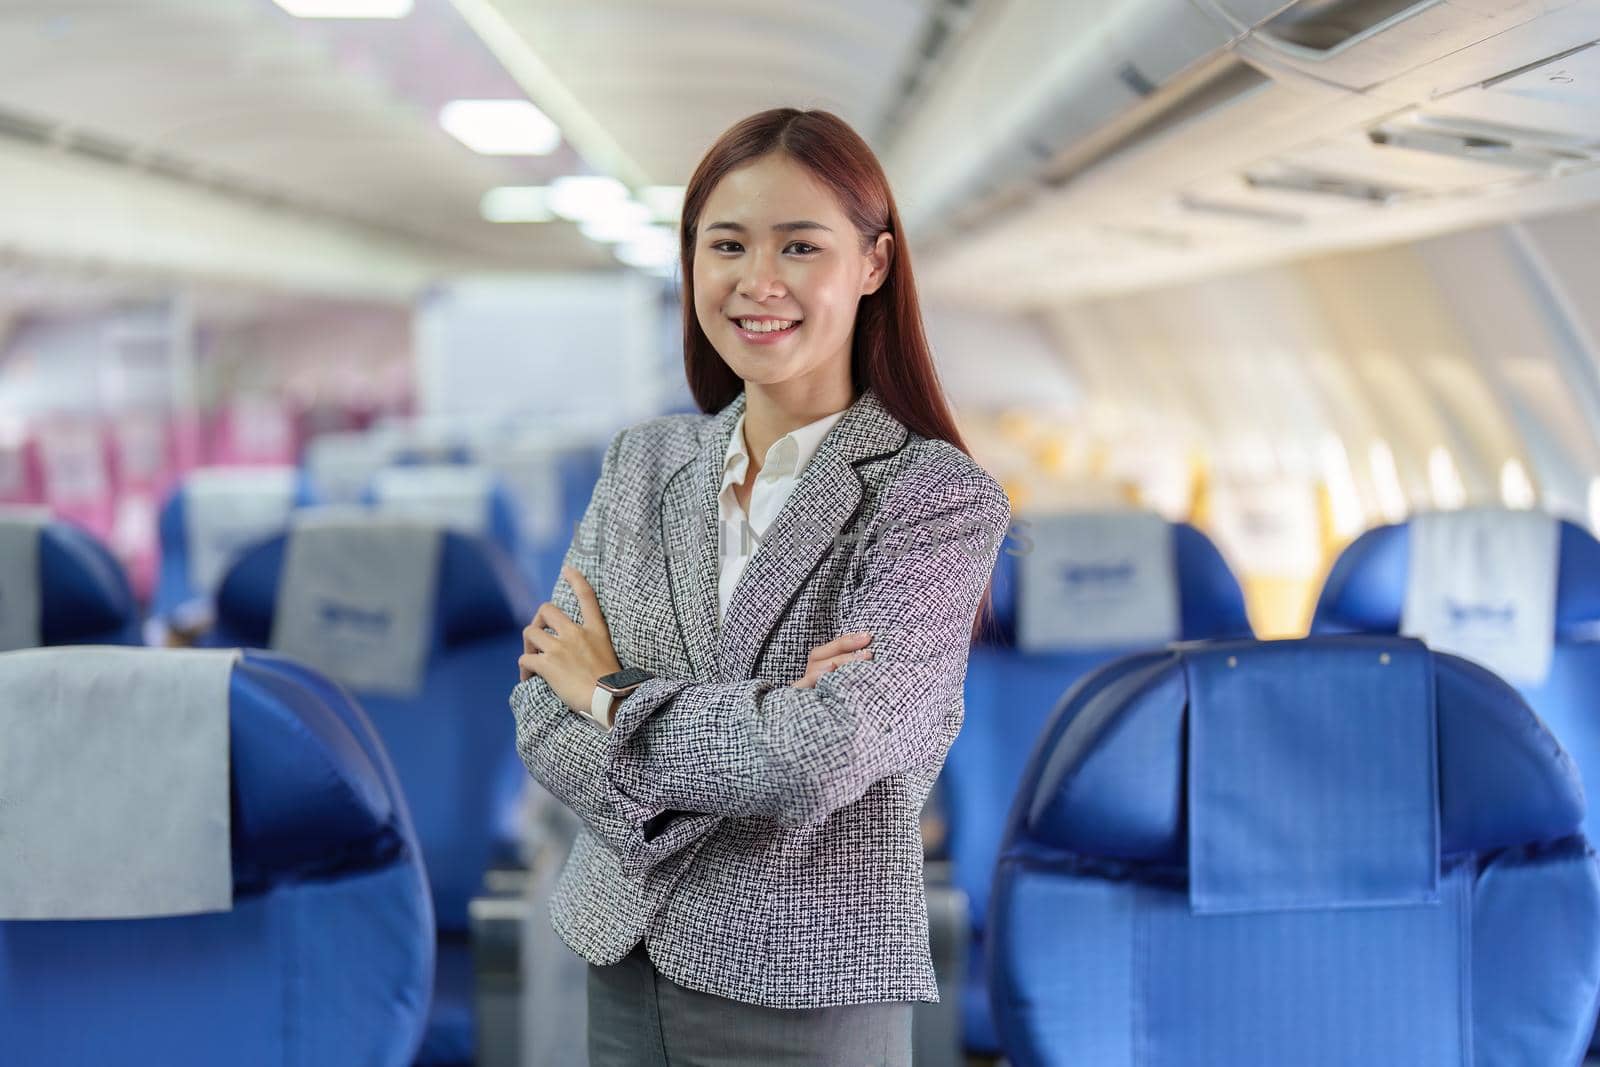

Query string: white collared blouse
715 406 847 623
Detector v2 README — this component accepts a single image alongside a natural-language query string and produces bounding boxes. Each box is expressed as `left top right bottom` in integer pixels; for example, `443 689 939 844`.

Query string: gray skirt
586 943 913 1066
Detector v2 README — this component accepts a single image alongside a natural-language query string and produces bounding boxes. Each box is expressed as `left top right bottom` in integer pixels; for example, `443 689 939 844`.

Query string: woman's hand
791 631 873 689
519 564 624 713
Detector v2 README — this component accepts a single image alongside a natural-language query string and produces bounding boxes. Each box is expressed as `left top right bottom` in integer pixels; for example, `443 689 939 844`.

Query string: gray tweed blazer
510 386 1010 1008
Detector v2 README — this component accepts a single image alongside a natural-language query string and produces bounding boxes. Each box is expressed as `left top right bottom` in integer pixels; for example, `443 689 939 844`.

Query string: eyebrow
704 220 833 233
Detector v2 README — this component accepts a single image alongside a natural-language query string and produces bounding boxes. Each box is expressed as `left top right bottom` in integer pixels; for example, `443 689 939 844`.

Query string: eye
710 239 743 253
786 241 821 255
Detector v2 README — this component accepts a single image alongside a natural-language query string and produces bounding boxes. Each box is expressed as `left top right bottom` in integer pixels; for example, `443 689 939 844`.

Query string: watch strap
588 684 617 729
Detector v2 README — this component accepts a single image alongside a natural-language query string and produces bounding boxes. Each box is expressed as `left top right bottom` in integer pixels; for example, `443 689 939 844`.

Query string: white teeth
737 318 798 333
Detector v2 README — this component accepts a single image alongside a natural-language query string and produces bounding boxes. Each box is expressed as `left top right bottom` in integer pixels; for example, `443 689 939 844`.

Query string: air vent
0 107 55 146
1098 224 1194 249
1259 0 1438 53
1369 115 1600 173
1178 196 1305 225
1244 168 1410 204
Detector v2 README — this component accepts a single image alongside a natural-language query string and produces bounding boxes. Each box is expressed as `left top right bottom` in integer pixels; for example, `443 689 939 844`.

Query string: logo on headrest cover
1059 559 1138 600
1441 598 1516 629
316 599 393 633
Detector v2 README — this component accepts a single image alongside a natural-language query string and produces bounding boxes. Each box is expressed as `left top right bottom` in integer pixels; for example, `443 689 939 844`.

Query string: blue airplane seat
1313 513 1600 1053
1312 517 1600 842
524 444 604 596
210 526 533 1067
153 467 319 630
393 445 476 466
948 514 1252 1052
362 464 523 571
0 648 435 1066
990 636 1600 1067
23 519 141 646
556 443 603 526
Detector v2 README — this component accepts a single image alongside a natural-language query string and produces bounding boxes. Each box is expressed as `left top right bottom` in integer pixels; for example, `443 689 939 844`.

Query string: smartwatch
588 666 654 729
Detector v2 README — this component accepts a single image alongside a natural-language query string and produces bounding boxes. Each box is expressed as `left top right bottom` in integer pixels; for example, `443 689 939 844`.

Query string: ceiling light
547 176 629 222
272 0 413 17
481 186 553 223
440 100 560 156
579 201 655 243
640 185 686 220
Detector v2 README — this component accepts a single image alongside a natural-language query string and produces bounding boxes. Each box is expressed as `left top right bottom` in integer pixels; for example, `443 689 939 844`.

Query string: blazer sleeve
602 458 1011 829
508 428 719 873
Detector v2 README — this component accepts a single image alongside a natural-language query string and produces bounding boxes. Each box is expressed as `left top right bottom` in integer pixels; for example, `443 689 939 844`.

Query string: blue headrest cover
39 523 137 645
1019 636 1584 868
229 651 404 893
214 529 529 650
1314 519 1600 638
1185 640 1438 912
983 521 1251 647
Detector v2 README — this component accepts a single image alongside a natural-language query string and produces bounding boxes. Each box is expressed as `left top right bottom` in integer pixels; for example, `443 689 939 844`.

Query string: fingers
806 631 872 663
824 649 873 672
518 652 545 680
527 601 574 640
562 565 607 632
792 647 873 688
523 624 556 654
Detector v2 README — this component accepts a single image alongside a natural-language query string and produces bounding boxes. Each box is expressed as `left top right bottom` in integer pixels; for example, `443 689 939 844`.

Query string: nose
737 248 787 302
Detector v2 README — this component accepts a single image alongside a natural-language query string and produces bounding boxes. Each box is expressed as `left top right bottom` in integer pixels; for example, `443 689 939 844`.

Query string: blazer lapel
659 392 744 680
720 388 908 681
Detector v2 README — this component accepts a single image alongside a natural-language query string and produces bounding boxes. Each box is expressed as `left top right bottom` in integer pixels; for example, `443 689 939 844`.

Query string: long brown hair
678 107 997 632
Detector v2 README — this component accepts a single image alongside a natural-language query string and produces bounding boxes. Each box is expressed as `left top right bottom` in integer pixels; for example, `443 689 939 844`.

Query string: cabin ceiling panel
0 0 611 271
482 0 942 184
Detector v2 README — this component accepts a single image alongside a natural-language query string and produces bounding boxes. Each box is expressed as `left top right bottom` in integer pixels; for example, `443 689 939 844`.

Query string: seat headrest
213 527 529 652
1314 517 1600 639
367 464 496 535
158 467 318 621
228 651 407 890
983 517 1251 648
0 648 404 898
1014 637 1584 871
39 521 138 645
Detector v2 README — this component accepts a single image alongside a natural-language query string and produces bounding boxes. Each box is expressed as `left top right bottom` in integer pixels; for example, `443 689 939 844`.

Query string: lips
729 316 802 345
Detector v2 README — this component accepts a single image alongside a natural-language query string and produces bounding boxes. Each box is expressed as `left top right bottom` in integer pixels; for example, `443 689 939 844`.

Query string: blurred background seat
152 465 319 642
941 510 1252 1056
1 508 140 649
210 517 532 1067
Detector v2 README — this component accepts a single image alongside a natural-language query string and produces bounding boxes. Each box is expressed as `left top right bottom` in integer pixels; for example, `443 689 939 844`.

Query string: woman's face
692 152 891 396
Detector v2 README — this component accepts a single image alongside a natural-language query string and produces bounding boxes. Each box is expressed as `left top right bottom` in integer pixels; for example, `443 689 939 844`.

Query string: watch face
601 666 653 689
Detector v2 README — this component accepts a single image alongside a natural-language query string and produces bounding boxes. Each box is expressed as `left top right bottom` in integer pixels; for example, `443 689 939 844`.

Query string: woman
511 107 1011 1066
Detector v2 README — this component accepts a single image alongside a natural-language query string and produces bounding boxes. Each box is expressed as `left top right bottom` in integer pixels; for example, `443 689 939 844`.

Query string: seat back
210 524 531 932
990 637 1600 1067
0 648 434 1066
1313 516 1600 845
946 513 1251 1050
365 463 522 568
154 466 317 629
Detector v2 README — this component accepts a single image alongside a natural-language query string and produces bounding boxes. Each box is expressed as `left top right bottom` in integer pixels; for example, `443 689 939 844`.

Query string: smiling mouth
731 317 802 334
